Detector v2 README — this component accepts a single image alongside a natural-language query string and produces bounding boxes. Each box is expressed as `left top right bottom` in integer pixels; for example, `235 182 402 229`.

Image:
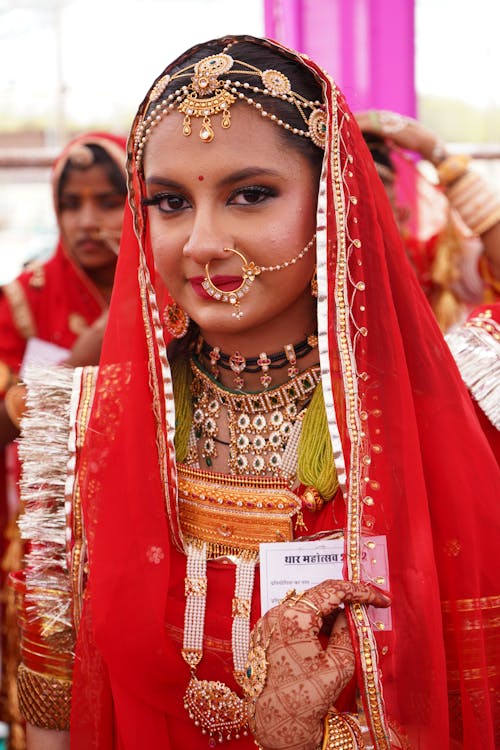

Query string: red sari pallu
69 38 500 750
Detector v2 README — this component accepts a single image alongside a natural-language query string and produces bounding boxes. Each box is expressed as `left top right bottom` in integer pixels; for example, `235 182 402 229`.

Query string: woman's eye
100 195 126 210
59 197 79 211
142 192 189 213
229 186 275 205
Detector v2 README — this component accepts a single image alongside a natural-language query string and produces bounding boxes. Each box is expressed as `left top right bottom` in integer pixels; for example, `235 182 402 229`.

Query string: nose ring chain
202 235 316 319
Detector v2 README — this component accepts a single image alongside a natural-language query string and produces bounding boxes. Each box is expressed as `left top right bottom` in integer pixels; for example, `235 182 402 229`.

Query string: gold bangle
446 171 500 235
436 154 470 186
322 710 366 750
17 663 71 731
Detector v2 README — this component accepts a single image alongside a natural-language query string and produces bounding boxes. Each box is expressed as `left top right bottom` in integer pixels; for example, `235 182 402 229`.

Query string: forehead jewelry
202 235 316 319
135 52 327 169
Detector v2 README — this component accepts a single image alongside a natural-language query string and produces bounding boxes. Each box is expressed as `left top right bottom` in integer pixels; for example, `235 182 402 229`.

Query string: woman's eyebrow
145 176 185 190
217 167 282 187
145 167 282 191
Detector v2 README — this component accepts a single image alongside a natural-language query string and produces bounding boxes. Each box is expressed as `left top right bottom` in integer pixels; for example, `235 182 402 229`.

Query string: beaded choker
197 332 318 389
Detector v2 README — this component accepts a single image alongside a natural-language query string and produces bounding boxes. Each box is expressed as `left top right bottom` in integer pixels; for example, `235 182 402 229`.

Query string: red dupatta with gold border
71 37 500 750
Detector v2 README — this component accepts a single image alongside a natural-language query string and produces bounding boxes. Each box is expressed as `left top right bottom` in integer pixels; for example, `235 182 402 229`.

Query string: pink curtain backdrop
264 0 416 116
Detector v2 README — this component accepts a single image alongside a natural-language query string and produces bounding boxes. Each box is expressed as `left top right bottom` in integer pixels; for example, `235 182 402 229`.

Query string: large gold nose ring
202 248 259 318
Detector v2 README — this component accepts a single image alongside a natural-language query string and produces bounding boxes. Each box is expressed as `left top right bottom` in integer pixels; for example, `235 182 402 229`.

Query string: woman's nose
77 201 100 229
183 213 232 266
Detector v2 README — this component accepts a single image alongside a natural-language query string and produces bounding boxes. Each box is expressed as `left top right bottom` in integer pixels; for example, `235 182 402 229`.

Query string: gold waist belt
177 464 302 556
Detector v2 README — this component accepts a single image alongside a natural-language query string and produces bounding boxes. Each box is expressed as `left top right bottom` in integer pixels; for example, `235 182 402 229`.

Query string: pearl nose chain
202 235 316 318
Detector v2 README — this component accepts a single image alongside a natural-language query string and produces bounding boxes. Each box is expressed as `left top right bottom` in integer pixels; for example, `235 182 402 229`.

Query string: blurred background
1 0 499 284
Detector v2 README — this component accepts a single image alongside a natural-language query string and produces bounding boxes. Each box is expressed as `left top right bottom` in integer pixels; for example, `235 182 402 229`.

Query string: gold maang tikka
178 54 236 143
135 51 327 167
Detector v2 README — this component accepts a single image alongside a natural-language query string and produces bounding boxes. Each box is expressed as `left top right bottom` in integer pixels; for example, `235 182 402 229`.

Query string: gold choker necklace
197 332 318 389
189 357 321 477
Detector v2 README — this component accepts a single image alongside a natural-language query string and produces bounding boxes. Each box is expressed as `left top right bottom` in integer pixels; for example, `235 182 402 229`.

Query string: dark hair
57 143 127 207
146 36 325 173
361 132 395 175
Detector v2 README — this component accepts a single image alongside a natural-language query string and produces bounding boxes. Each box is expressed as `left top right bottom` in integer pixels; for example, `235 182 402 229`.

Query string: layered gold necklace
188 356 321 478
180 355 321 744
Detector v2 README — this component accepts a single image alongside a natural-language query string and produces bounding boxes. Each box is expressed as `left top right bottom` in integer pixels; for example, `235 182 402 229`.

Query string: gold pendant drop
184 676 248 745
200 116 215 143
183 114 192 137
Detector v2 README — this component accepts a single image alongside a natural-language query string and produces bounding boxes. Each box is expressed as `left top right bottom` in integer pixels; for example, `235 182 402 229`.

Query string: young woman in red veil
0 131 127 508
15 37 499 750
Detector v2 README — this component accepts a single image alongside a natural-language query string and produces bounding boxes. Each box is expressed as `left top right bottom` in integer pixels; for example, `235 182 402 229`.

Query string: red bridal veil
70 37 500 750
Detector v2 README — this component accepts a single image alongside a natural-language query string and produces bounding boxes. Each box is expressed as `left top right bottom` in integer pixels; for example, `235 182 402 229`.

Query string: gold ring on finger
296 597 322 618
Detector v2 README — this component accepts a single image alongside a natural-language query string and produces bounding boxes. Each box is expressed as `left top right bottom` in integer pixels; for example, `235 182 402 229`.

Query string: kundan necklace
189 357 321 477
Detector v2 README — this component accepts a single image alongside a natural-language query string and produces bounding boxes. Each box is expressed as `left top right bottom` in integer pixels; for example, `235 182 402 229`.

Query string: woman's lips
76 238 105 253
189 275 243 299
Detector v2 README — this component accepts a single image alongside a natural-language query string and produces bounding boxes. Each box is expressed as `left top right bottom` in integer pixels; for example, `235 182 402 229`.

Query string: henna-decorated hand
245 580 390 750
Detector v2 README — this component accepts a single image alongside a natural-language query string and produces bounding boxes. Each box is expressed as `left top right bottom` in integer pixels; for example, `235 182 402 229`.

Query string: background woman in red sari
0 132 126 748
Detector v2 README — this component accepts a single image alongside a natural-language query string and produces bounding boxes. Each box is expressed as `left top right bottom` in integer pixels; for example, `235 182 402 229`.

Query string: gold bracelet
322 710 366 750
17 663 71 731
436 154 470 186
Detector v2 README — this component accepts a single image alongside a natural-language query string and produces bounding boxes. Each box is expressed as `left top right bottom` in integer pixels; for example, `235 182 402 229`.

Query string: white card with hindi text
259 536 391 631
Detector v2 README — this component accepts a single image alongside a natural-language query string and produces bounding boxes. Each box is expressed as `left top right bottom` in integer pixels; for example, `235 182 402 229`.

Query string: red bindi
198 175 204 181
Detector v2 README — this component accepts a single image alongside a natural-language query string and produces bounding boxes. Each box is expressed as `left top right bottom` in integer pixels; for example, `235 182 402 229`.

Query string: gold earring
310 266 318 298
163 301 190 339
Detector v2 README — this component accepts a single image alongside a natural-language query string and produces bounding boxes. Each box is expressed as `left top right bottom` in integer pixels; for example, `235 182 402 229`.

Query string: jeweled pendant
184 676 248 743
200 116 214 143
183 114 192 137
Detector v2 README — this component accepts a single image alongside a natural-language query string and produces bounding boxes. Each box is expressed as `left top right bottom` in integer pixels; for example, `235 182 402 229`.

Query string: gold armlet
17 663 71 731
322 710 366 750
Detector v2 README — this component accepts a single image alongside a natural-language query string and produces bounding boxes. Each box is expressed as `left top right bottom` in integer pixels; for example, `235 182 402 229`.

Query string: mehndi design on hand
244 580 390 750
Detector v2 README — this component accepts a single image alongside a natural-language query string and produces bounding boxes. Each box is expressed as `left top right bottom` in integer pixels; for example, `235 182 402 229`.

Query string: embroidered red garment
71 38 500 750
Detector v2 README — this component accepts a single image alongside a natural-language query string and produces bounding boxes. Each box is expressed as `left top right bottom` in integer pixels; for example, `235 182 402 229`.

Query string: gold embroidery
70 366 99 631
332 96 390 748
3 279 37 339
444 538 461 557
442 595 500 693
178 464 301 556
441 594 500 612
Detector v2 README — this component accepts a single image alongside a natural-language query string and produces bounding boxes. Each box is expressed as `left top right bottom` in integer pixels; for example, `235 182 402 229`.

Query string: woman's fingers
293 580 391 619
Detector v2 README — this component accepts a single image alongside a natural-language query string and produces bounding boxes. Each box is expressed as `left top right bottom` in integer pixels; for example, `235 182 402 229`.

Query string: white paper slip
20 337 70 379
259 536 391 631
